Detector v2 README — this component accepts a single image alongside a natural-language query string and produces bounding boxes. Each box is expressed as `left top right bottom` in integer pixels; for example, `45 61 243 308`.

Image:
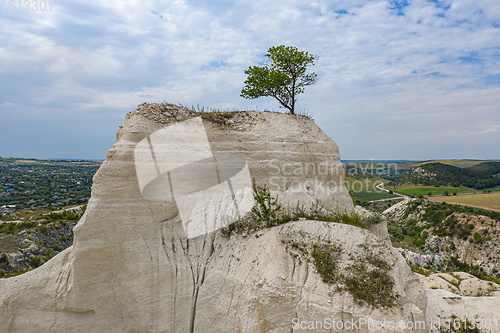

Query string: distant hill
389 162 500 190
469 161 500 175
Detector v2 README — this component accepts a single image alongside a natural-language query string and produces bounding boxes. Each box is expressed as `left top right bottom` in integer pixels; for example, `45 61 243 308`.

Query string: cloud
1 0 500 159
438 125 500 137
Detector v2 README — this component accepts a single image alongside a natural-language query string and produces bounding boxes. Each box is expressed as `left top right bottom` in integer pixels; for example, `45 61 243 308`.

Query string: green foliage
1 268 31 278
446 256 500 285
0 221 36 234
396 187 469 196
0 158 98 210
423 202 500 226
42 210 81 222
390 162 500 190
342 244 398 308
413 230 429 248
30 256 41 267
285 237 398 308
410 264 431 276
224 180 376 236
311 243 342 284
241 45 317 115
251 178 283 225
469 161 500 175
472 232 484 244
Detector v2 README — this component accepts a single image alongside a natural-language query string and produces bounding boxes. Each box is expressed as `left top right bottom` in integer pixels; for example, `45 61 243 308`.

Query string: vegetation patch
389 162 500 190
282 232 399 308
0 220 77 277
0 208 83 234
0 157 97 212
344 173 399 204
395 187 471 197
341 243 399 308
310 243 342 284
222 179 383 237
423 202 500 225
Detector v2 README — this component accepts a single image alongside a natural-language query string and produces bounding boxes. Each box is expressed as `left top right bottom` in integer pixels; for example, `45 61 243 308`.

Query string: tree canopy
240 45 317 115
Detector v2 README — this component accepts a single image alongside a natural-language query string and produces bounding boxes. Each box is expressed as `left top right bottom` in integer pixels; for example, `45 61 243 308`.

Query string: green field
352 190 402 202
344 175 400 202
394 187 472 196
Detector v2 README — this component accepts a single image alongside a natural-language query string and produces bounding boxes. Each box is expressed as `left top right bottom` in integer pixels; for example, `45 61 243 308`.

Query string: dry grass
430 193 500 213
420 159 486 167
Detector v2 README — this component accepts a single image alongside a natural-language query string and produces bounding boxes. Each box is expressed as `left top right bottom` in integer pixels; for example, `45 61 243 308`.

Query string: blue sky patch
209 61 228 68
389 0 408 16
486 74 500 86
425 72 443 77
426 0 451 9
459 54 482 63
202 61 229 70
152 11 163 19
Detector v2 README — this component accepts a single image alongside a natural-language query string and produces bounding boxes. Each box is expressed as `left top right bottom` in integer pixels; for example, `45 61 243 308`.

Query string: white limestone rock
0 104 428 332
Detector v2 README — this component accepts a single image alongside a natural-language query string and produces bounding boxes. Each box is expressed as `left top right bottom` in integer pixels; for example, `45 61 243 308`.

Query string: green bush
251 178 283 225
224 178 377 236
343 245 398 308
31 256 41 267
311 243 341 283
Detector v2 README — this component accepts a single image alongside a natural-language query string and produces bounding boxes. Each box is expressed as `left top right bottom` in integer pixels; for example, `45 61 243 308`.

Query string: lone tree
240 45 317 115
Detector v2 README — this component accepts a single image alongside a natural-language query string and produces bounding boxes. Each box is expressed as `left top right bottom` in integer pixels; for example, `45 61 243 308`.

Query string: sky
1 0 499 160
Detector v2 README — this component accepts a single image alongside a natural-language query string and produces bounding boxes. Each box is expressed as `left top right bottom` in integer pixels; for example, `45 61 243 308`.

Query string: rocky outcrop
425 289 500 332
0 221 76 275
0 103 427 332
419 272 500 297
411 167 437 178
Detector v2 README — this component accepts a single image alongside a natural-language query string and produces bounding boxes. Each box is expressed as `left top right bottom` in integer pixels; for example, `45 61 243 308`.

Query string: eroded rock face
0 104 427 332
425 289 500 333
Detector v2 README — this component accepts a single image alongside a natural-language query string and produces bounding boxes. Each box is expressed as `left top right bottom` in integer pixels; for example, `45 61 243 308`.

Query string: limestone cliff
0 103 426 332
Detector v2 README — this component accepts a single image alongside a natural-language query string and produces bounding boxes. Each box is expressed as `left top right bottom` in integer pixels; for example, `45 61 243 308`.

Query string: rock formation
0 103 427 332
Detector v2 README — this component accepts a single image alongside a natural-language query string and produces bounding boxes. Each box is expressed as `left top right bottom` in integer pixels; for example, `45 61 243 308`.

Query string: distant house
7 189 13 192
52 196 59 199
